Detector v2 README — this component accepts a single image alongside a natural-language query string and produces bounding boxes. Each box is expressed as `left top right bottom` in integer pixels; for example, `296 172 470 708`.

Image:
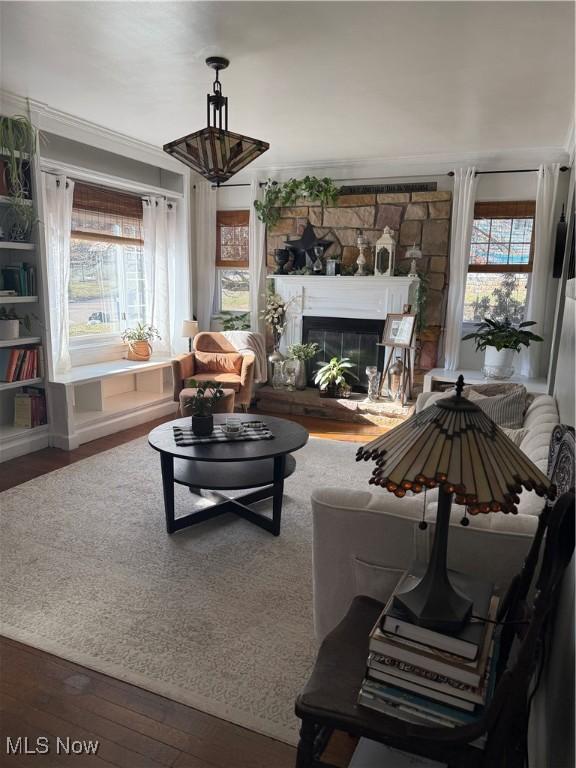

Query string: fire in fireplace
302 316 385 392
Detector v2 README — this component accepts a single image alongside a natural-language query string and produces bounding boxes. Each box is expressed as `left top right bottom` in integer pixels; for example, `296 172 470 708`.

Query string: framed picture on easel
382 313 416 348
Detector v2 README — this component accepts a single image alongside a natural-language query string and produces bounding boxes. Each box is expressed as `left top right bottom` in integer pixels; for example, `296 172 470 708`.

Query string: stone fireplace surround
266 189 452 375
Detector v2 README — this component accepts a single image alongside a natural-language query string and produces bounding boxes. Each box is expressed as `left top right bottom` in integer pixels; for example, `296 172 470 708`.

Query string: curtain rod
448 166 570 177
207 165 570 189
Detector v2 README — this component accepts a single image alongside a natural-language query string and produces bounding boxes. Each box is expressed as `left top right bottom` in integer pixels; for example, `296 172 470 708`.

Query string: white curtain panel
519 163 560 378
194 180 217 331
142 197 176 356
443 167 478 370
42 172 74 375
249 177 267 334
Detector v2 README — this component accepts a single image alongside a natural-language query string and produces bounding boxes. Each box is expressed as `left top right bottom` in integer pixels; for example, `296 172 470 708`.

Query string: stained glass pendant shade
356 376 555 631
163 57 269 185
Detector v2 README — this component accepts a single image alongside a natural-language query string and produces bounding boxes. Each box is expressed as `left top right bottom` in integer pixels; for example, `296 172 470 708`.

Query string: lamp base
393 486 473 633
393 571 473 633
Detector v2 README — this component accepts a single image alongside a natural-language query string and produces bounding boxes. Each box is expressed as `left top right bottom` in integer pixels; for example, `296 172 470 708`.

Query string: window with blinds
464 201 535 325
69 183 147 340
215 210 250 314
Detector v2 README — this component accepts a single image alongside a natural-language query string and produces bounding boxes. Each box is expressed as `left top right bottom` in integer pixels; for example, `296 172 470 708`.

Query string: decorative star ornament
284 222 333 258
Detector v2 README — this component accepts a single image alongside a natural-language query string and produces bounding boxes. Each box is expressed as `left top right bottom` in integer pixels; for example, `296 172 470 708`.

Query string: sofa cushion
501 426 529 446
467 386 526 428
194 351 243 375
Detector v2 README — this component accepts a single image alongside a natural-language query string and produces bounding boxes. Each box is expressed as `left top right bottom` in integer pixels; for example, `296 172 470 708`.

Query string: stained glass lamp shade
164 57 269 185
356 376 555 631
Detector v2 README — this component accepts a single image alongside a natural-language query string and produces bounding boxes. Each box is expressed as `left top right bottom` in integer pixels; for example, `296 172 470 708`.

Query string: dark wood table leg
296 718 317 768
160 452 176 534
271 454 286 537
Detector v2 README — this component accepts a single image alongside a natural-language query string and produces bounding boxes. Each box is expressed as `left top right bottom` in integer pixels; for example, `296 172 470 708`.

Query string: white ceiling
1 2 574 169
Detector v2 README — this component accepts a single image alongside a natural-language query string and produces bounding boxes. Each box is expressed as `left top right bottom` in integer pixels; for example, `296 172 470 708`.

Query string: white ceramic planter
483 346 515 379
0 319 19 340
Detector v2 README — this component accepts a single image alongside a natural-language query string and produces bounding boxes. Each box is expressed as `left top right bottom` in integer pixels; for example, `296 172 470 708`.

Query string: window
463 201 535 325
215 210 250 313
69 184 146 341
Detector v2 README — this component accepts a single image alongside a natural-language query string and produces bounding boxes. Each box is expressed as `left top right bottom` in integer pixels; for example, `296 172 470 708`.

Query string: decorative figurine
406 243 422 277
355 232 370 276
375 226 397 276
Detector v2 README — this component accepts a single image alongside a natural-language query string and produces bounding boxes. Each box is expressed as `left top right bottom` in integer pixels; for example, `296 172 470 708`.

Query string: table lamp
406 243 422 277
182 319 199 352
356 375 555 632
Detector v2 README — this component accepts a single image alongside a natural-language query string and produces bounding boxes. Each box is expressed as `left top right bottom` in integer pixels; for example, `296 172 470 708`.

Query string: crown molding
0 89 186 176
233 145 571 184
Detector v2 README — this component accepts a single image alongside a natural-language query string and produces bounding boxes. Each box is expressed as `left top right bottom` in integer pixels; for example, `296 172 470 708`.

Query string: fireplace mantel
269 275 419 352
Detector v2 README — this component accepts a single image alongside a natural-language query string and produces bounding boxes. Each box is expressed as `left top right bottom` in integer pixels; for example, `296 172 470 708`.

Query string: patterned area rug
0 435 374 744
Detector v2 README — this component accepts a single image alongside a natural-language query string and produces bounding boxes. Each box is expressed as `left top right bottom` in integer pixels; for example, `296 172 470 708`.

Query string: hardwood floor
0 411 375 766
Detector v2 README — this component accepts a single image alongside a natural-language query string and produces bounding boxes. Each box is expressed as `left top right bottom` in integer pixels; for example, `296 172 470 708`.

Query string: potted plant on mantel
314 356 359 398
121 323 161 361
462 317 543 379
287 342 320 390
184 379 225 437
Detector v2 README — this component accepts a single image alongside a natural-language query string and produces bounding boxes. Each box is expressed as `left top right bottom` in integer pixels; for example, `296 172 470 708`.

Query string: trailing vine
394 262 429 334
254 176 339 227
0 113 38 242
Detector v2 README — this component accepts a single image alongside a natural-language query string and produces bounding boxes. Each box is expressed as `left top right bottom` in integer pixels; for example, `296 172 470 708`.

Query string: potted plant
287 342 320 390
314 356 359 398
0 307 30 340
0 115 37 242
121 323 161 361
462 317 543 379
184 379 225 436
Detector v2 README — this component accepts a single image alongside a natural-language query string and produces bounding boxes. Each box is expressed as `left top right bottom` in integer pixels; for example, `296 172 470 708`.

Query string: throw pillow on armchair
194 351 243 375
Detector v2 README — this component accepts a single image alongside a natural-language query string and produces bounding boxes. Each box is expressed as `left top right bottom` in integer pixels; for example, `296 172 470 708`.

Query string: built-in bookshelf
0 136 49 462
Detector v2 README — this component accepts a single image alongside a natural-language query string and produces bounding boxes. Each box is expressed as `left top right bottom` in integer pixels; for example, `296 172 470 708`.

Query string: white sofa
311 392 559 640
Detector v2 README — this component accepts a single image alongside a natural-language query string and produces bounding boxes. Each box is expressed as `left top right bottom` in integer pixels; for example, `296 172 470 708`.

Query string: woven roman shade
71 183 143 245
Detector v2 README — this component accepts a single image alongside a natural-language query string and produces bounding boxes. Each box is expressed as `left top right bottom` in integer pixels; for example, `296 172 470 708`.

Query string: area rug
0 436 374 745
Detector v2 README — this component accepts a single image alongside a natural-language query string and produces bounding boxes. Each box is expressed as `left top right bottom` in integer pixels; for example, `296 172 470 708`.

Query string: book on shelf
0 262 36 296
369 595 499 687
382 568 493 660
0 347 39 382
0 289 17 296
14 387 47 428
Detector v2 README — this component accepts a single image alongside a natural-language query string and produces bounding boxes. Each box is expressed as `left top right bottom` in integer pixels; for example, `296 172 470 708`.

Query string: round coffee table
148 415 309 536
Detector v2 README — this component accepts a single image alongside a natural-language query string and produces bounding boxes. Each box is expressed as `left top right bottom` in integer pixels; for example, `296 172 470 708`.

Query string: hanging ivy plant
254 176 340 227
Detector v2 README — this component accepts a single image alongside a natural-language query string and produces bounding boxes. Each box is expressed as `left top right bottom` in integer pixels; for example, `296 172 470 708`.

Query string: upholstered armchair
172 332 255 411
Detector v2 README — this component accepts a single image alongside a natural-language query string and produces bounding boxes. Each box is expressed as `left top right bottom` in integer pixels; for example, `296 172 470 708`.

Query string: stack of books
14 387 47 428
0 346 42 382
0 263 37 296
358 570 499 731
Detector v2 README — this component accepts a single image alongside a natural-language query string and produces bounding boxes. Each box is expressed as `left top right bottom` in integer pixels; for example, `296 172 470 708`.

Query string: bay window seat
49 357 176 450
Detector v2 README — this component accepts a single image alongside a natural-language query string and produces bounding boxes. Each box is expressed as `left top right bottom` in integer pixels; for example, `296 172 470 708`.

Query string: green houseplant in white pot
287 342 320 390
184 379 225 437
314 356 358 398
462 317 543 379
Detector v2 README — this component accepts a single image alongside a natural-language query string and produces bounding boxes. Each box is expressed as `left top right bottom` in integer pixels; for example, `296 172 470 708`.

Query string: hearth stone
323 206 375 229
255 386 412 426
429 201 451 219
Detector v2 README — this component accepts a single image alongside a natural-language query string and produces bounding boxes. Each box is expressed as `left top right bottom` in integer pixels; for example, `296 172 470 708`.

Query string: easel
378 304 416 405
377 343 415 405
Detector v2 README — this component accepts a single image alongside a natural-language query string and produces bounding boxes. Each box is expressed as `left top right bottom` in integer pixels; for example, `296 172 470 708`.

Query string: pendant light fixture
163 57 270 185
